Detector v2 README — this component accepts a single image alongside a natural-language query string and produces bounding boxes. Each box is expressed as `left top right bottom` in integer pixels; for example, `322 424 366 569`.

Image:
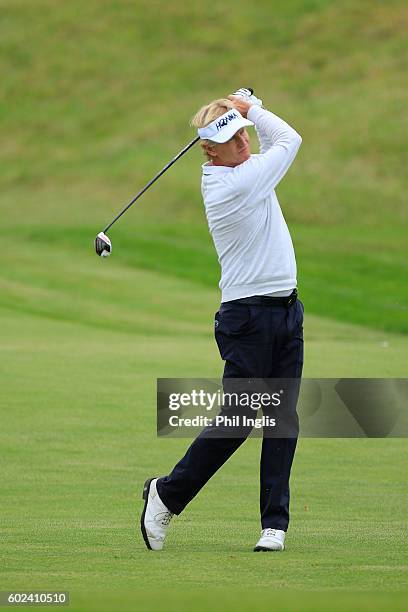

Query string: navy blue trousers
157 297 304 530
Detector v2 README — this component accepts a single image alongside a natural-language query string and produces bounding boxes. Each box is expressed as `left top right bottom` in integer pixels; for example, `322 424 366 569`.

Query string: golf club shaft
103 136 200 233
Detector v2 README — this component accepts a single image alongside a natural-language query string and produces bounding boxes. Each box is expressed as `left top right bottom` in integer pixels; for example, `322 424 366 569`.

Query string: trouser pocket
214 303 251 360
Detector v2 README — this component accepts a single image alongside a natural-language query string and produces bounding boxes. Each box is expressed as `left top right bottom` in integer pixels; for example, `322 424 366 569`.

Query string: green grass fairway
1 265 407 611
1 0 407 610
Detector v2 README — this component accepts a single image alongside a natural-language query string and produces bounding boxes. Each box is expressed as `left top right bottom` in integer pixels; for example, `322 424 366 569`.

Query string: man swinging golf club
141 88 304 552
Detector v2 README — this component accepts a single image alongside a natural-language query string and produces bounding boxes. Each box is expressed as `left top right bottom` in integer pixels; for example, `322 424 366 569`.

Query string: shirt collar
202 162 235 175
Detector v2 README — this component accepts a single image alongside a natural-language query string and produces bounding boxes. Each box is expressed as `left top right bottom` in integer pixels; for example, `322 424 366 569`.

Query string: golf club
94 136 199 257
94 88 254 257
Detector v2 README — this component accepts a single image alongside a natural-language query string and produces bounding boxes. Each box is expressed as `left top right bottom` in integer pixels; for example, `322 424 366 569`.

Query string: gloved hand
231 87 263 107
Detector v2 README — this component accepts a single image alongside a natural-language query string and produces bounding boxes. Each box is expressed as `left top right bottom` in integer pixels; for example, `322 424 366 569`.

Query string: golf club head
95 231 112 257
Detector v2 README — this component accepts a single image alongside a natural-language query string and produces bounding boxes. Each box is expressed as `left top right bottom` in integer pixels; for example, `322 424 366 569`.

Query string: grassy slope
1 0 407 333
2 226 407 336
0 238 407 375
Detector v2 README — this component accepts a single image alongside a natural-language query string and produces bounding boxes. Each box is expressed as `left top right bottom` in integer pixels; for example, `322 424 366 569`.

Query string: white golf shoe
254 528 286 552
140 478 173 551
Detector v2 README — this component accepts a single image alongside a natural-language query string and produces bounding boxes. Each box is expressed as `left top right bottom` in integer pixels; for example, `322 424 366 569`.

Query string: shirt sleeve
230 105 302 200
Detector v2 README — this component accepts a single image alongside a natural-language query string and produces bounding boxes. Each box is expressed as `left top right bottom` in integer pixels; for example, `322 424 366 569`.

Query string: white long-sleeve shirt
201 104 302 302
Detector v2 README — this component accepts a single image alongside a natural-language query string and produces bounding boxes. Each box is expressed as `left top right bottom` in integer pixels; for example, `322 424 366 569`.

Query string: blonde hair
191 98 235 157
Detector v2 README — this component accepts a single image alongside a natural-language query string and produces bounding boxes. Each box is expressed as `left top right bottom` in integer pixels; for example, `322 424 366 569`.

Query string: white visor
197 109 254 143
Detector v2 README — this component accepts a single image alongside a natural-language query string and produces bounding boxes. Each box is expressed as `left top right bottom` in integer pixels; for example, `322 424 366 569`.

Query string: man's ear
202 142 217 159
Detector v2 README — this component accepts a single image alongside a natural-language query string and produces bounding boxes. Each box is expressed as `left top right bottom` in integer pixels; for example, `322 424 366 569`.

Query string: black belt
226 289 298 307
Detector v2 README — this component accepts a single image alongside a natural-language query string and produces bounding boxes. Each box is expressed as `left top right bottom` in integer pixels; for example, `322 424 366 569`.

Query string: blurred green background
1 1 407 611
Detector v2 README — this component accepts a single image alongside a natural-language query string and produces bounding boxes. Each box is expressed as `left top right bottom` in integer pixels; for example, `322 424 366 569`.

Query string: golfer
141 89 304 552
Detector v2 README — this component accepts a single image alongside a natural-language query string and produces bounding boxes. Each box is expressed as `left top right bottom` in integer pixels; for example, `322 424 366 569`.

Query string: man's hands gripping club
231 88 263 108
229 88 263 117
